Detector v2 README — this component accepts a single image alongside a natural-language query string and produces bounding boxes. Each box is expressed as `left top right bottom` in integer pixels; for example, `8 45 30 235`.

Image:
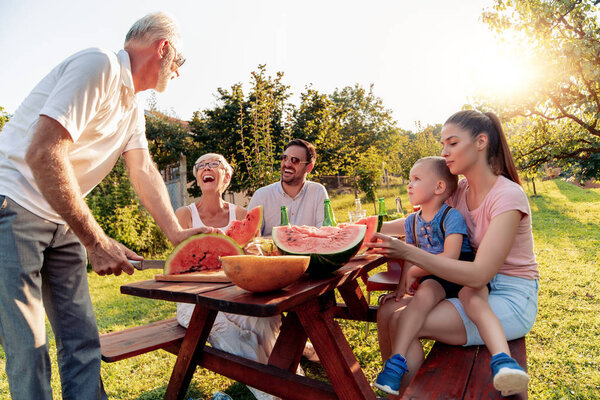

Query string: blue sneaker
490 352 529 397
374 354 408 395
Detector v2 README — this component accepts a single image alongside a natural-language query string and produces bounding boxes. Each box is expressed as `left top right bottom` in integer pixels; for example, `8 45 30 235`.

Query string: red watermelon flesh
272 224 366 275
225 206 263 246
164 233 243 274
354 215 378 253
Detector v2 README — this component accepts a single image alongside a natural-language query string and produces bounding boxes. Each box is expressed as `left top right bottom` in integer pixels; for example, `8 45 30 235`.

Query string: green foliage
189 65 292 196
395 123 443 179
292 87 353 177
0 106 10 131
354 147 384 202
86 158 171 257
145 110 194 171
481 0 600 179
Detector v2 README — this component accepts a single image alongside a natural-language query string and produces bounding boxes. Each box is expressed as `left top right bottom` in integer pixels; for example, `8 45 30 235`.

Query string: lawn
1 179 599 399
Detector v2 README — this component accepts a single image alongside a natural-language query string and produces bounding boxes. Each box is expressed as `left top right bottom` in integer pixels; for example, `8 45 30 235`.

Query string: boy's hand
380 287 405 304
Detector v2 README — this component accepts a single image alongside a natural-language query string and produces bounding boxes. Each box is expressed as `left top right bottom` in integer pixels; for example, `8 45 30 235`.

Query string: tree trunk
532 178 537 196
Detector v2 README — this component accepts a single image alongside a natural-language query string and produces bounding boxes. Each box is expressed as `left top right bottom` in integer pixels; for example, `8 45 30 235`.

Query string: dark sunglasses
280 154 310 165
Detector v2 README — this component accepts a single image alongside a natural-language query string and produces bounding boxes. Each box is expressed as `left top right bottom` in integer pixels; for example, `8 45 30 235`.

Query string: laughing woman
175 153 281 400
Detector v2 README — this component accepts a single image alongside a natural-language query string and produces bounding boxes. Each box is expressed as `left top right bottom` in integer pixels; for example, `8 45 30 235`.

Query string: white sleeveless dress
176 202 282 400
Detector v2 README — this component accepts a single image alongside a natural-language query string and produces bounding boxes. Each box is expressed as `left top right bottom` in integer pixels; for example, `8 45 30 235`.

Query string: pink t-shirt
447 176 539 280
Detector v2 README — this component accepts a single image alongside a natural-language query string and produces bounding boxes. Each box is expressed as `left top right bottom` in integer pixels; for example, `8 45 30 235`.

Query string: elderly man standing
248 139 329 236
0 12 211 400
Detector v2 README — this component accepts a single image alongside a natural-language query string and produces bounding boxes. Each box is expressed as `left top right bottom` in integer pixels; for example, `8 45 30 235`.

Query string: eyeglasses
195 160 221 171
280 154 310 165
168 42 186 68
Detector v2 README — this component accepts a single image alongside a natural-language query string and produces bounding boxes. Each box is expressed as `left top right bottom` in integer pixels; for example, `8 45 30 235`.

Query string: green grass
1 179 599 399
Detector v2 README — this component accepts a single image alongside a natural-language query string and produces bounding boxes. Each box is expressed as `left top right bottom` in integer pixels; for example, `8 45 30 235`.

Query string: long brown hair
445 110 521 185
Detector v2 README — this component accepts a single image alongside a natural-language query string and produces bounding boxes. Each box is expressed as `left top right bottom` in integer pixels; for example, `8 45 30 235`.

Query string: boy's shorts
419 251 478 298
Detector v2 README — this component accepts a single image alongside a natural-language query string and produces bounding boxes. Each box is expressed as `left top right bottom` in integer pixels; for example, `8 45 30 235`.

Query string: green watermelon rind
164 233 243 275
272 225 366 276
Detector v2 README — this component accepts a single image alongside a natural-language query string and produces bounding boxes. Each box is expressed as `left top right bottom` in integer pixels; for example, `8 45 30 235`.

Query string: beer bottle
322 199 337 227
377 197 387 232
280 206 289 226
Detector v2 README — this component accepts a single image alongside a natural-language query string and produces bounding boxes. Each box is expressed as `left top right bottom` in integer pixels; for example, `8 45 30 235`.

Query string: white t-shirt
0 48 147 223
248 180 329 236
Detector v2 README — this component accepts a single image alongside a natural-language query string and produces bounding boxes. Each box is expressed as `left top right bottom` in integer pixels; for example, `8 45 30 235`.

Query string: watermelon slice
165 233 244 274
225 206 263 246
354 215 378 253
272 224 366 276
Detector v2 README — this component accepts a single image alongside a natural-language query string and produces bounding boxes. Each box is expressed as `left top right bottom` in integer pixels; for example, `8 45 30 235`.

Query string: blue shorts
446 274 539 346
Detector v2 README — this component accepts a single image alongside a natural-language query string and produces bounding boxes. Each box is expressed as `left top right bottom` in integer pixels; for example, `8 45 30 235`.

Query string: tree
145 110 194 171
189 65 293 196
354 146 384 203
86 159 171 257
482 0 600 179
0 106 10 131
291 87 354 177
395 123 443 179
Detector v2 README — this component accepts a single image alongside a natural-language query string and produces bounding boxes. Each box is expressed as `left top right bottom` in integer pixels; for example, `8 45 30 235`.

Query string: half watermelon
272 224 366 276
353 215 378 253
164 233 244 274
225 205 263 246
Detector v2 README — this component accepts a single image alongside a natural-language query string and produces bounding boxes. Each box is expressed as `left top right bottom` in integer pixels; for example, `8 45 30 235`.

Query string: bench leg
164 305 217 400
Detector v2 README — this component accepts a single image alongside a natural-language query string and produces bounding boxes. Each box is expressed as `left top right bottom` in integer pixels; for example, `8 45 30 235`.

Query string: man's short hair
124 12 181 48
414 156 458 197
285 139 316 164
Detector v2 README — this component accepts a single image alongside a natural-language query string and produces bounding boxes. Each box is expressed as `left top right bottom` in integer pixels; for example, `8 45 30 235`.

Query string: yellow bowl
220 255 310 293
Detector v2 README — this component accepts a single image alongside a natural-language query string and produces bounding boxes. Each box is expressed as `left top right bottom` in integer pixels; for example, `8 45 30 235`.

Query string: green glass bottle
280 206 289 226
322 199 337 227
377 197 387 232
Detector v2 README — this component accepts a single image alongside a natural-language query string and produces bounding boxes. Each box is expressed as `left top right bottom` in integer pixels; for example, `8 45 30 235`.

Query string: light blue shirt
248 180 329 236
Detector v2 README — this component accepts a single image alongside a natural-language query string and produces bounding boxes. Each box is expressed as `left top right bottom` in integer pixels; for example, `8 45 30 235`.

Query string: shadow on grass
554 179 600 203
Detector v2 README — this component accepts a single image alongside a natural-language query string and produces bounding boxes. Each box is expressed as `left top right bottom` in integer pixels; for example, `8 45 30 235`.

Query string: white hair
193 153 234 191
124 12 181 49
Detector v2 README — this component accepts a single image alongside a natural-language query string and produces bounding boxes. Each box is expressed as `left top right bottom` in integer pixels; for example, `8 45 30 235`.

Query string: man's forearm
124 150 182 244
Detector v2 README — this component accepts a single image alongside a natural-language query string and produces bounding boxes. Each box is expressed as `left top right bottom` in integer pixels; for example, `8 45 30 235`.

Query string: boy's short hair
414 156 458 197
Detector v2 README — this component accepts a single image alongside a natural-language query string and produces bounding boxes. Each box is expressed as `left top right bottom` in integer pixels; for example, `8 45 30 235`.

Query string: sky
0 0 532 131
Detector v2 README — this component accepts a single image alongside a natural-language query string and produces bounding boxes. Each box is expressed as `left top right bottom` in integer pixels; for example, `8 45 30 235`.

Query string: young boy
374 156 529 396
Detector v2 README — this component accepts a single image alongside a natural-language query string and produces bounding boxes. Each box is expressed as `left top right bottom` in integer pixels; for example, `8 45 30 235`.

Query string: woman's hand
365 232 412 259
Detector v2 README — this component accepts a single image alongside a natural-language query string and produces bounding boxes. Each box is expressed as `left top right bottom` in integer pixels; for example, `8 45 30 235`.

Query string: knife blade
129 259 166 270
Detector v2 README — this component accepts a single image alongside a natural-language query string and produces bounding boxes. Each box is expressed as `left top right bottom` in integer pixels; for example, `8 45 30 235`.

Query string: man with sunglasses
0 12 210 400
248 138 329 237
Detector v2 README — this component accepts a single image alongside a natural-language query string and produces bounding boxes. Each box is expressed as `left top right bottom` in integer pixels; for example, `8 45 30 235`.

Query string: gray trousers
0 195 106 400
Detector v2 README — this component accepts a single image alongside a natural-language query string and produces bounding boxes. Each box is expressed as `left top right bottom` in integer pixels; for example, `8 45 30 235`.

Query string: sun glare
469 37 540 102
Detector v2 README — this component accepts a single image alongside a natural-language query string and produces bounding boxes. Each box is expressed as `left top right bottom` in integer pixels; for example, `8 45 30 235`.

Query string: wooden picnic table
120 254 386 400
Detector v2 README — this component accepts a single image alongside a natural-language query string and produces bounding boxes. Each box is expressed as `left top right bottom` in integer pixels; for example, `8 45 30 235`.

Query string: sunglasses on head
280 154 310 165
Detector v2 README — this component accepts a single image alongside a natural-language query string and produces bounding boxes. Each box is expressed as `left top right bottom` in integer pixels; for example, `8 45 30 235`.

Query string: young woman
175 153 281 400
368 110 539 396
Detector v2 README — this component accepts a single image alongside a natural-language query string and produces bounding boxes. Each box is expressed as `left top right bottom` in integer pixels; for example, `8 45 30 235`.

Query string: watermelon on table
271 224 366 276
164 233 244 275
225 205 263 246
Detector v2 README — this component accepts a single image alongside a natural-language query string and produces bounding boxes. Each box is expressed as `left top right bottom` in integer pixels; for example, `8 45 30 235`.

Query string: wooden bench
100 317 185 362
401 337 528 399
101 316 528 399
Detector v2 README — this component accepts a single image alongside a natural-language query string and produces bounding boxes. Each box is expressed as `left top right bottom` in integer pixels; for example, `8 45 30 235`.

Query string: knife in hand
129 259 165 270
